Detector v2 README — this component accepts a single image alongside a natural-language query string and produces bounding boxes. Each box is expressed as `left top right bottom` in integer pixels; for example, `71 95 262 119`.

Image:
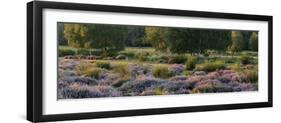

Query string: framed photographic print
27 1 273 122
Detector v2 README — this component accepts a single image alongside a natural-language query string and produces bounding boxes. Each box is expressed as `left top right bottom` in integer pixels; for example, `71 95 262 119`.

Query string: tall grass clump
195 61 225 72
137 52 148 62
186 55 198 70
95 61 111 69
240 69 258 83
230 63 241 72
76 63 103 79
81 68 103 79
153 64 175 79
113 62 131 79
240 55 251 65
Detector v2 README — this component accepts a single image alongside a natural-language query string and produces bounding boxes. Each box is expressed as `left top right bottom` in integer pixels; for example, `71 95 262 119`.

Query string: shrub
186 56 197 70
113 62 130 78
153 64 175 79
106 49 119 57
90 50 103 56
77 49 90 56
223 57 237 64
240 70 258 83
195 61 225 72
119 50 135 58
241 51 258 57
168 55 187 64
58 48 75 57
95 61 111 69
240 55 251 65
203 52 210 57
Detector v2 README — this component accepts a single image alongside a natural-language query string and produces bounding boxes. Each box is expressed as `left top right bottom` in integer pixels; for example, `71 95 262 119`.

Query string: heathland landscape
57 23 259 99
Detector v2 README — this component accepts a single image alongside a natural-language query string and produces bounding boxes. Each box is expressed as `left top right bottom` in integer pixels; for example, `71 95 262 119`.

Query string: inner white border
43 9 268 115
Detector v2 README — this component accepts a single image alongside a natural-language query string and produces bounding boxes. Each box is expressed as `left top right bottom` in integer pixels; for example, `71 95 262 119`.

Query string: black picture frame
27 1 273 122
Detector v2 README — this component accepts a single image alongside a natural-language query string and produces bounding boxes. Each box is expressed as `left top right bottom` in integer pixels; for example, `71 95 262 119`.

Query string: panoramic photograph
57 22 259 99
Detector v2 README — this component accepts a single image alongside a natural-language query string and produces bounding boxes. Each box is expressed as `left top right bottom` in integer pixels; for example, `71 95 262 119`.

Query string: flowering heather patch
118 77 166 96
58 84 121 99
170 64 185 75
58 59 258 99
59 59 81 70
59 76 98 86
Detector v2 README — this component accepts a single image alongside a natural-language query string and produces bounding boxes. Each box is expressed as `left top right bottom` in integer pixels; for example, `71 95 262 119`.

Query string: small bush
195 61 225 72
107 49 119 57
223 57 237 64
240 70 258 83
77 49 90 56
153 64 175 79
168 55 187 64
113 62 130 78
203 52 210 57
58 48 75 57
95 61 111 69
186 56 197 70
240 55 251 65
241 51 258 57
119 50 135 58
90 50 103 56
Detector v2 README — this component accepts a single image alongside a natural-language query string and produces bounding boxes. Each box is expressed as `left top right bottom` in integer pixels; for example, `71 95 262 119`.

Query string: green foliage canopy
249 32 258 51
144 27 168 51
64 24 89 49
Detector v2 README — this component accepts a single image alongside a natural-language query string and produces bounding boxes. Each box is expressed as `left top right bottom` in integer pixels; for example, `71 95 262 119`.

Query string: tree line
58 23 258 55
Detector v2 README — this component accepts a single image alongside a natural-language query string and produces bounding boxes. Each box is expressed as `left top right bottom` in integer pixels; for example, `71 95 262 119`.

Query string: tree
125 26 149 47
87 24 128 56
229 31 244 56
165 28 199 54
241 31 251 50
249 32 258 51
144 27 168 51
57 23 66 45
64 24 89 49
165 28 231 54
